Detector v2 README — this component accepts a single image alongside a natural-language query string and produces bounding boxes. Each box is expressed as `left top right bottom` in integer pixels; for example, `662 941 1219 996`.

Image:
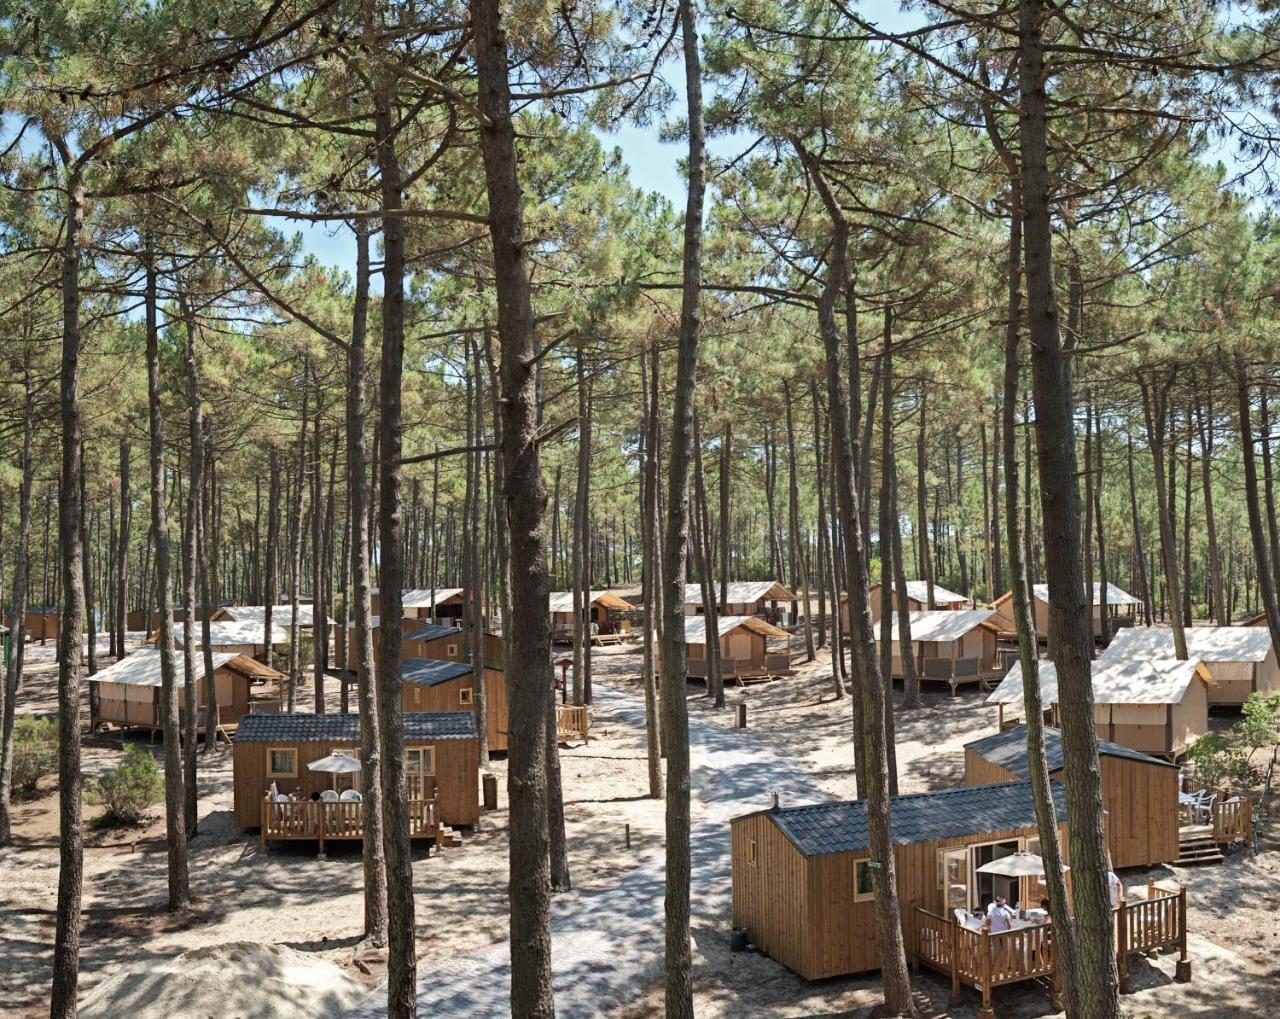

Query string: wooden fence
556 704 590 744
261 796 438 855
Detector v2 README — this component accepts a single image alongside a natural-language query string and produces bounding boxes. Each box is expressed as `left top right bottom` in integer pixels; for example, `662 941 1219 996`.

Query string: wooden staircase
436 823 463 849
1177 824 1224 865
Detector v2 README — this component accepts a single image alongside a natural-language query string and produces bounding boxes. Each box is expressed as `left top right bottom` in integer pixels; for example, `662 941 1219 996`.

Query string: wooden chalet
401 658 589 751
876 608 1001 694
987 657 1214 760
400 623 464 664
732 781 1070 980
988 582 1142 643
964 725 1181 868
731 781 1192 1015
1101 625 1279 707
684 614 791 683
233 711 479 849
849 580 968 626
682 580 796 622
86 647 284 737
548 589 632 641
5 607 59 641
371 587 465 623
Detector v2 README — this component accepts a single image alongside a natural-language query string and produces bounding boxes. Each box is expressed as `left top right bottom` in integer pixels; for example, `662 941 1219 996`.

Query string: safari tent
548 589 632 640
988 582 1142 642
371 587 465 623
682 580 796 621
875 608 1000 693
1100 625 1278 707
153 619 292 661
232 710 480 831
684 614 791 682
214 604 333 629
986 657 1214 759
855 580 968 625
731 781 1069 980
87 647 285 736
964 725 1180 868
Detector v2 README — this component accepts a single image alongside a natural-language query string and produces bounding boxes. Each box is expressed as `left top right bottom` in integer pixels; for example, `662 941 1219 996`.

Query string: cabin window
447 643 459 657
266 747 297 778
854 860 876 901
745 838 757 867
404 746 435 799
939 846 970 912
459 687 474 706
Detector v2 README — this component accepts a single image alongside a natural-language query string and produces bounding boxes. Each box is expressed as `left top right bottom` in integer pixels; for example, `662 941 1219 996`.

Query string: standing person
985 895 1015 933
1107 870 1124 909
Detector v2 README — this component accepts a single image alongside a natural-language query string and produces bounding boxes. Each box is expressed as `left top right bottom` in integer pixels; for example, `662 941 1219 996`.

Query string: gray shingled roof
402 658 473 686
743 780 1068 857
405 624 463 643
235 711 476 742
965 725 1178 779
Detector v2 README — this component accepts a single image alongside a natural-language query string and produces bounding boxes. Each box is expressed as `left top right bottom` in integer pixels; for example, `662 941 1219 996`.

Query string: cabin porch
914 882 1189 1018
1176 792 1252 863
259 795 455 856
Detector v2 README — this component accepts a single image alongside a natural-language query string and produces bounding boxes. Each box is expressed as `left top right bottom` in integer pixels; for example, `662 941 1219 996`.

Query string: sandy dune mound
79 941 368 1019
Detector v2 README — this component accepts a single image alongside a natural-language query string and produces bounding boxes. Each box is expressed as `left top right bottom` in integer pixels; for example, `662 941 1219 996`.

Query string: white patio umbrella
306 752 362 790
975 851 1069 878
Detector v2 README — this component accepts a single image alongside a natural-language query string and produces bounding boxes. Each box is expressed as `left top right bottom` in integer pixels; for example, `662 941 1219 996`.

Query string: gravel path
345 680 822 1017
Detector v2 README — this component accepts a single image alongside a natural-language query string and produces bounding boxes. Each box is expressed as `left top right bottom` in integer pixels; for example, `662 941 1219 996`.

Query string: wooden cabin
86 647 285 736
1101 625 1279 707
6 607 59 641
875 608 1000 692
371 587 465 623
401 657 588 750
989 582 1142 642
682 580 796 622
965 725 1180 868
847 580 968 626
548 589 632 641
400 624 464 665
232 711 479 831
731 780 1069 980
684 615 790 681
987 657 1214 760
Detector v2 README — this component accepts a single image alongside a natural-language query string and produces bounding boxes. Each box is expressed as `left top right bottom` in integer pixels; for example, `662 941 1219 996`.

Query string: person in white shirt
1108 870 1124 908
984 895 1015 933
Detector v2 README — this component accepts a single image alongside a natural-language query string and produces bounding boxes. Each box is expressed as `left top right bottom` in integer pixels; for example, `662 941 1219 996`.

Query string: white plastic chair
320 789 339 802
340 789 362 801
1195 792 1218 824
953 908 967 926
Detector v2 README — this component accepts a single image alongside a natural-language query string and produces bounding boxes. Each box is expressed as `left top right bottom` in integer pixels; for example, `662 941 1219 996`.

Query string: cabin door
973 840 1021 910
404 746 436 800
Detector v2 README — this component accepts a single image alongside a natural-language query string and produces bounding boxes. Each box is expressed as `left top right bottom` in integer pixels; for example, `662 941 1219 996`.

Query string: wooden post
1117 898 1131 992
482 771 498 810
978 927 993 1019
1175 885 1191 982
625 823 631 849
948 919 961 1007
316 802 326 860
261 796 268 852
736 703 747 728
1146 877 1156 901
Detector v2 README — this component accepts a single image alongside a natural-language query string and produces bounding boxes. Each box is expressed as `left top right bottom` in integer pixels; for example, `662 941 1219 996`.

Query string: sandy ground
0 638 666 1016
3 633 1278 1017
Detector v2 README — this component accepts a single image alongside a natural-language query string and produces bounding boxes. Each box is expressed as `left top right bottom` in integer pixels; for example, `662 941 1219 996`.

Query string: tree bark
1138 372 1188 659
144 252 190 914
1018 5 1119 1012
264 449 281 664
471 2 557 1009
1126 435 1153 625
692 410 724 705
640 345 665 797
1195 396 1228 625
1235 354 1280 646
784 383 816 661
178 297 202 829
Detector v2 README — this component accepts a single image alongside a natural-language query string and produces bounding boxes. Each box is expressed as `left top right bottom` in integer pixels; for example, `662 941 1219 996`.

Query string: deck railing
1211 796 1251 844
915 885 1189 1017
261 796 437 854
556 704 590 744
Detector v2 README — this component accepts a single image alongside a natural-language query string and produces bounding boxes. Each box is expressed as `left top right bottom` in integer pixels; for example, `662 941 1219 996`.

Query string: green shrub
88 744 163 826
12 716 58 798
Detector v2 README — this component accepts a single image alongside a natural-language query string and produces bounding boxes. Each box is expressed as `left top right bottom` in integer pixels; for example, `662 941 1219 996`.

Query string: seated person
984 895 1016 933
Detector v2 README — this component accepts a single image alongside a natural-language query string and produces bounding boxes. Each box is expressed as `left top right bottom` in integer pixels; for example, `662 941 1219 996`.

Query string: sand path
345 677 818 1017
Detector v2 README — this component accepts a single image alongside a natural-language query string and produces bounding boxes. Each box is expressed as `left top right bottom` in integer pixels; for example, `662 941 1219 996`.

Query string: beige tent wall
1256 648 1280 697
1095 702 1170 756
1171 679 1209 754
1204 659 1256 707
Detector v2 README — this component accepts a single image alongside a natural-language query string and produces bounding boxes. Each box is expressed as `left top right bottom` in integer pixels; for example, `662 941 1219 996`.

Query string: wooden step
436 824 463 849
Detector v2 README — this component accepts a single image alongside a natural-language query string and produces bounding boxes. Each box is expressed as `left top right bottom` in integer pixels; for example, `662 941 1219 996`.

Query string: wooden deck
261 796 441 855
914 883 1189 1018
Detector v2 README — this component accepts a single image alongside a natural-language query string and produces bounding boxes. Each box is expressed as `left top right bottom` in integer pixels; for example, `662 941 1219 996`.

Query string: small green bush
12 716 58 798
88 744 163 826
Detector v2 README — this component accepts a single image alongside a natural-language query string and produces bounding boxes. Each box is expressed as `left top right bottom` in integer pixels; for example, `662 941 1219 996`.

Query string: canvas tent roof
1101 625 1274 664
868 580 968 605
384 588 465 609
682 580 796 606
965 724 1178 778
885 608 995 643
86 648 282 687
683 615 788 645
986 659 1058 708
546 590 632 614
737 780 1067 857
167 620 293 647
1025 582 1143 607
236 711 476 743
987 656 1211 709
219 604 334 627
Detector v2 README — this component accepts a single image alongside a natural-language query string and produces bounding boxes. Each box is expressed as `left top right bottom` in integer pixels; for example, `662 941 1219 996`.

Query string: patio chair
340 789 362 801
320 789 339 802
953 908 968 926
1194 791 1217 825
